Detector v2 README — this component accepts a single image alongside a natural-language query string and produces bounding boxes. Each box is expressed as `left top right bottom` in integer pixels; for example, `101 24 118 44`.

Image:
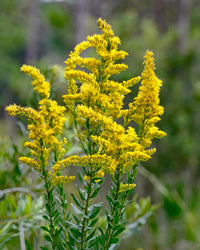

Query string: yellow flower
119 183 136 193
21 65 50 99
133 50 164 123
50 173 75 186
97 17 114 38
6 66 67 177
19 157 41 172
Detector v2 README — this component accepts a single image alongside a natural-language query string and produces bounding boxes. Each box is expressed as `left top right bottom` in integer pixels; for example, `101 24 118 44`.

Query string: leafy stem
56 184 68 243
80 167 94 249
42 169 57 250
104 168 121 250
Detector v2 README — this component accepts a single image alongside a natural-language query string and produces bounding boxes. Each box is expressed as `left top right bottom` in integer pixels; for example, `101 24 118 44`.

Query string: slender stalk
80 167 94 250
58 184 68 242
104 168 121 250
43 170 57 250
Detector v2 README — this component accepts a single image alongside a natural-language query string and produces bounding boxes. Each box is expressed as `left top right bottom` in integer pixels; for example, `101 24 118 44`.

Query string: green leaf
71 203 83 215
78 187 87 201
43 215 50 222
110 238 119 244
89 218 99 228
113 227 125 237
113 221 125 231
105 195 113 205
72 214 81 224
88 206 101 220
88 239 97 249
68 230 81 243
108 242 120 250
97 228 106 246
55 196 62 204
83 166 90 176
44 235 52 243
97 178 104 185
45 203 50 213
113 215 120 225
66 241 76 250
54 215 60 226
70 228 82 238
71 193 84 209
52 209 59 218
55 227 63 237
91 186 101 198
78 171 87 186
40 247 49 250
65 221 80 229
40 226 50 233
86 229 96 242
84 185 92 194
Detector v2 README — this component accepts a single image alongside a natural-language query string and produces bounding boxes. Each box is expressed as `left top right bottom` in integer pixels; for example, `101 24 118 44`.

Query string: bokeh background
1 0 200 249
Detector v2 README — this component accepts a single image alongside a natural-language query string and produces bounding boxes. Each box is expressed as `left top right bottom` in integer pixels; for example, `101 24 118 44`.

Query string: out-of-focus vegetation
1 0 200 249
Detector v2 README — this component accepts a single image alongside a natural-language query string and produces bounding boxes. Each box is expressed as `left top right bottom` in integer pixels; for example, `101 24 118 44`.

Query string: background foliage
1 0 200 249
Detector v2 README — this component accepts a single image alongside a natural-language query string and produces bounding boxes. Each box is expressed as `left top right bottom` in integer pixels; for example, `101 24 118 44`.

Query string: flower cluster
62 18 166 182
6 65 74 183
6 18 166 249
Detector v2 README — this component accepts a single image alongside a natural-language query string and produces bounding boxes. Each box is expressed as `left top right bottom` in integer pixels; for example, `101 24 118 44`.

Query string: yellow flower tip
143 50 155 70
19 156 41 171
119 183 136 193
97 17 110 31
5 104 20 116
97 17 114 38
51 174 75 186
20 64 50 99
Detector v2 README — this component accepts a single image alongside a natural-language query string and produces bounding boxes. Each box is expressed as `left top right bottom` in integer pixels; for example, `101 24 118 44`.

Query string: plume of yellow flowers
6 65 74 184
5 18 166 248
62 18 166 182
6 18 166 186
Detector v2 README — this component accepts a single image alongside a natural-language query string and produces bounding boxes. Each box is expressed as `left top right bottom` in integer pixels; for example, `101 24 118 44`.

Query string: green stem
43 172 57 250
80 168 94 250
58 184 68 243
104 168 121 250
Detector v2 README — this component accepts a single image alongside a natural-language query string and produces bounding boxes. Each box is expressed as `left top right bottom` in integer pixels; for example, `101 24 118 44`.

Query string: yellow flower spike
24 141 40 152
6 105 43 123
80 83 99 104
133 50 164 123
65 70 94 85
104 63 128 76
21 65 50 99
119 183 136 193
125 151 151 162
102 80 130 95
19 157 41 172
145 148 157 156
50 173 75 186
110 37 121 50
76 105 124 135
74 41 91 55
97 17 114 38
39 99 66 135
99 50 128 62
87 34 107 53
146 126 167 138
122 76 141 88
5 103 21 116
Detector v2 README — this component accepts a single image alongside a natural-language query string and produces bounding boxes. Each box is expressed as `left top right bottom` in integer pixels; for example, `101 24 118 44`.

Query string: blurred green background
1 0 200 249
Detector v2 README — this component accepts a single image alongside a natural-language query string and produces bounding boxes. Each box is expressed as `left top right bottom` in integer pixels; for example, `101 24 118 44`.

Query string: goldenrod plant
6 18 166 249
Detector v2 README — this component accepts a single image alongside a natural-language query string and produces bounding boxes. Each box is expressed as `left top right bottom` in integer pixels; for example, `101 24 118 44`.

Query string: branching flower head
6 66 74 183
5 17 167 249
